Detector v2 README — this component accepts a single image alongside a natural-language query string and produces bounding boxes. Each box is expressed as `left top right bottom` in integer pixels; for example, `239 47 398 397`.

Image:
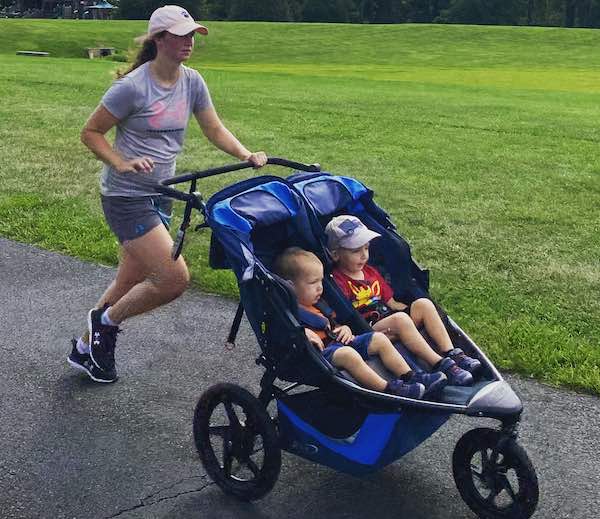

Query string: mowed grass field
0 20 598 393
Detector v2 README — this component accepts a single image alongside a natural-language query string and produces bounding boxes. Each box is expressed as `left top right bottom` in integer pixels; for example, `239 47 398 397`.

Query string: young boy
274 247 449 399
325 215 481 386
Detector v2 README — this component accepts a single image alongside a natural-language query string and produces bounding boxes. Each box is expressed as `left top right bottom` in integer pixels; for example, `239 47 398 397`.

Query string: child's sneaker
409 371 447 395
437 357 473 386
386 379 426 399
88 306 119 374
446 348 482 375
67 339 117 383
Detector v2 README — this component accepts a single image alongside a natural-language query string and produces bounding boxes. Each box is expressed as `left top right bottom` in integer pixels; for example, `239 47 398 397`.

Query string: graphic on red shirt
333 265 393 314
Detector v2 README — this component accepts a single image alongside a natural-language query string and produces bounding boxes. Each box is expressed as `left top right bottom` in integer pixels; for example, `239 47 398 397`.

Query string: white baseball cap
144 5 208 39
325 215 381 250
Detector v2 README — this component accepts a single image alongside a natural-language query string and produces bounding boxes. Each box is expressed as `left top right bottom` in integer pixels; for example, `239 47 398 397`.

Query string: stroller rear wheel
193 383 281 501
452 427 539 519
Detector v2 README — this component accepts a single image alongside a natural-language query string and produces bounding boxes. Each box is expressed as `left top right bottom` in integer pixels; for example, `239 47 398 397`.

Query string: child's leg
366 332 412 378
410 298 481 377
373 312 442 367
331 346 388 392
409 298 453 353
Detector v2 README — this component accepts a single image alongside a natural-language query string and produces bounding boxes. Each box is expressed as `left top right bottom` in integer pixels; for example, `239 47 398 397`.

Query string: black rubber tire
452 427 539 519
193 383 281 501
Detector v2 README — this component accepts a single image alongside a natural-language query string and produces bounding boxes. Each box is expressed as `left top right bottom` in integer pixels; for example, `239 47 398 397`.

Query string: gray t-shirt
100 62 212 196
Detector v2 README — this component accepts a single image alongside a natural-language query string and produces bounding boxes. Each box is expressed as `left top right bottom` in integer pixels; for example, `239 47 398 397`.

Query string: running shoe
88 306 119 375
386 379 426 399
67 339 117 383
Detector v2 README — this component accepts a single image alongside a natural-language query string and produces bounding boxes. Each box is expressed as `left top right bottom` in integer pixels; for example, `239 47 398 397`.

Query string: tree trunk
528 0 535 24
565 0 577 27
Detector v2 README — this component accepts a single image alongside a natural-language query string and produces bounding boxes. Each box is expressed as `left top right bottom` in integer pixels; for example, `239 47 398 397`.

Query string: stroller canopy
206 175 324 281
288 172 430 303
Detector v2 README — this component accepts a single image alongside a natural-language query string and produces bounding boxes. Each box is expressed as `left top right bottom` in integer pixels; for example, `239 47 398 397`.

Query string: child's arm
305 328 325 350
386 297 409 312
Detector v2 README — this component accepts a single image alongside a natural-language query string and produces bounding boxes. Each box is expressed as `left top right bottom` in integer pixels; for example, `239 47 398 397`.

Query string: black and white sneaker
88 306 119 375
67 339 117 383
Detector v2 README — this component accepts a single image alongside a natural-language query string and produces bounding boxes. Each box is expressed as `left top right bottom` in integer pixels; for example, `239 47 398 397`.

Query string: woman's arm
194 106 267 167
81 105 154 173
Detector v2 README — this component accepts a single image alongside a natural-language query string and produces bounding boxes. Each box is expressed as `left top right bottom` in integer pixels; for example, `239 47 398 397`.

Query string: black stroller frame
156 157 540 518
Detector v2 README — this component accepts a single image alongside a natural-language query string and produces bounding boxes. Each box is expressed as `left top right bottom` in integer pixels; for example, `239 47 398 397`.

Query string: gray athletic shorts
101 195 173 244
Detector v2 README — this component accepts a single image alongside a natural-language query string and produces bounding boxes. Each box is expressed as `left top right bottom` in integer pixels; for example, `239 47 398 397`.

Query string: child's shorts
101 195 173 244
322 332 374 363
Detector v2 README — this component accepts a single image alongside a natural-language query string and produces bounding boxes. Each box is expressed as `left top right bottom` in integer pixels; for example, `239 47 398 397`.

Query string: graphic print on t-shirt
147 99 188 132
347 279 382 311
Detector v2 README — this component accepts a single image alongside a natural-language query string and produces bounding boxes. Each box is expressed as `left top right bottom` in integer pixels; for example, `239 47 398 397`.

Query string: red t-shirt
333 264 394 315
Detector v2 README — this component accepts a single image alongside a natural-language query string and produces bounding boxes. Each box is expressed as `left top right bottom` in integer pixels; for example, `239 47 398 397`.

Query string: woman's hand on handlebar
244 151 268 169
116 157 155 174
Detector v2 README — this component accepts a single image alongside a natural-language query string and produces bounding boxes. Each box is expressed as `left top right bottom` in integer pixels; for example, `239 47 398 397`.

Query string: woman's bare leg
81 248 146 342
105 224 189 323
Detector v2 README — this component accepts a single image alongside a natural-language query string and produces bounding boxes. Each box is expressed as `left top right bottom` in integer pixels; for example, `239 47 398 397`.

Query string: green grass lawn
0 20 598 394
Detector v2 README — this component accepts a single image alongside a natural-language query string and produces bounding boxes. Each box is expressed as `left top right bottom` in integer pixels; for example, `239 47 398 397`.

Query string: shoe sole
423 377 448 395
415 383 426 399
67 356 117 384
450 374 474 386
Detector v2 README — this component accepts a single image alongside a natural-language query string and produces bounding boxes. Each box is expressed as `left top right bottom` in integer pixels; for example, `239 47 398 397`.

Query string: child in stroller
325 214 481 386
274 246 448 398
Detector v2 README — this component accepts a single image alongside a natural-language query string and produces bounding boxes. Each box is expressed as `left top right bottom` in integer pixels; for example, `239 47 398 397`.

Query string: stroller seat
288 171 496 405
205 174 447 405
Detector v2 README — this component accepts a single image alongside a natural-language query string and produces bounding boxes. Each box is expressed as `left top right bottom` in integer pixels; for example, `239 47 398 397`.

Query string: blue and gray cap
325 215 381 250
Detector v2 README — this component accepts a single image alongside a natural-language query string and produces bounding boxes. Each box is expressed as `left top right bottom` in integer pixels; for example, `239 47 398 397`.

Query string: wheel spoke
470 466 485 483
484 490 499 504
246 458 260 477
209 425 230 438
500 474 519 503
223 448 234 477
480 448 491 471
224 401 243 434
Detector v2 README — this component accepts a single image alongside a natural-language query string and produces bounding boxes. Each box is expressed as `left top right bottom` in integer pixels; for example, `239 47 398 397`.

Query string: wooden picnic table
85 47 116 59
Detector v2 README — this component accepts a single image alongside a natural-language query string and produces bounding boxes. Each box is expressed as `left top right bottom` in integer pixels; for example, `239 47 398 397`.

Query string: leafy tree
439 0 525 24
228 0 292 21
302 0 358 22
359 0 408 22
117 0 202 20
202 0 232 19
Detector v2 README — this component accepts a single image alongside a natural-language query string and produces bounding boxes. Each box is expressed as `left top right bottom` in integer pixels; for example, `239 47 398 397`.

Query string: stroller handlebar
155 157 321 201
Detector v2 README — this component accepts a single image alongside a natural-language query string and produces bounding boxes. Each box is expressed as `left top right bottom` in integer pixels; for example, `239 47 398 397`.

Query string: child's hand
388 298 408 312
333 325 354 345
305 328 324 351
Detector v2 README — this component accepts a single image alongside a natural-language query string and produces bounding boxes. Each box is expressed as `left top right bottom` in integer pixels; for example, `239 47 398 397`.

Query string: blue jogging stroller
156 158 539 519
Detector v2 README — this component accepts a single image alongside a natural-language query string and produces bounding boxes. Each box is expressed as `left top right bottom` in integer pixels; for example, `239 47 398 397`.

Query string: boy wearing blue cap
326 215 481 386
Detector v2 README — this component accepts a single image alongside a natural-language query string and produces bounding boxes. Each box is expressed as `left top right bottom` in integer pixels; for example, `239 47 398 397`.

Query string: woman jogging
67 5 267 383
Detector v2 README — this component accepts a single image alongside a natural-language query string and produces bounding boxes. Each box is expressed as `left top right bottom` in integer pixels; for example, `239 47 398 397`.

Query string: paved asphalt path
1 237 598 519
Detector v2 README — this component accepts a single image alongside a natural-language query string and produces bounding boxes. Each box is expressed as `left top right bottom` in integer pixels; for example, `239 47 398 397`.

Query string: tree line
7 0 600 28
113 0 600 28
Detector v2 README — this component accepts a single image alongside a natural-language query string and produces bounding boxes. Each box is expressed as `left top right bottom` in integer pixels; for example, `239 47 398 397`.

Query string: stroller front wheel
193 383 281 501
452 427 539 519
